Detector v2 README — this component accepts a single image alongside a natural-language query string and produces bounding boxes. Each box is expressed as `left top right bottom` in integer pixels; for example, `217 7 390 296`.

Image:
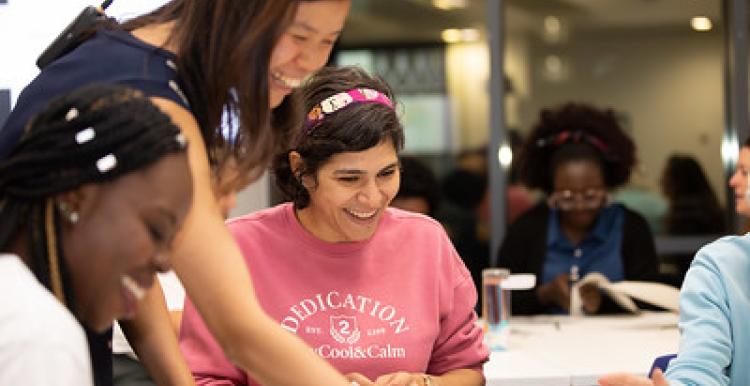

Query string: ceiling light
441 28 480 43
441 29 462 43
545 55 562 73
691 16 712 32
498 144 513 169
432 0 467 10
543 15 564 44
544 16 561 35
721 134 739 168
460 28 480 42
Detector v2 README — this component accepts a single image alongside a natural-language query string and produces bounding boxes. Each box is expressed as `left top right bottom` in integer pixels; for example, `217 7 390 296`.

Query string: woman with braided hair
0 84 192 385
496 102 659 315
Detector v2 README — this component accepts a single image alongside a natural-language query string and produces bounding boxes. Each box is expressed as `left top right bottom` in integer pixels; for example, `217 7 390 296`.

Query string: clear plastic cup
482 268 511 351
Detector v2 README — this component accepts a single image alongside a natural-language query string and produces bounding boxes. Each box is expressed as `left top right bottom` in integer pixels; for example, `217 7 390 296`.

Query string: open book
572 272 681 314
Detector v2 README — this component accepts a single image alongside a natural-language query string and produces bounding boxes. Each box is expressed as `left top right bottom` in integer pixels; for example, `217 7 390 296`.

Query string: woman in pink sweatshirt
179 66 489 386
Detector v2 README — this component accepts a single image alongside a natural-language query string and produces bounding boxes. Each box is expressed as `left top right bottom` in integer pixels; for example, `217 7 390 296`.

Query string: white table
483 312 680 386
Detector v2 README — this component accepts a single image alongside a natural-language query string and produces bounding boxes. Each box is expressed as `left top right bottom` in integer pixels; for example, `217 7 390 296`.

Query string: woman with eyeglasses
496 102 658 315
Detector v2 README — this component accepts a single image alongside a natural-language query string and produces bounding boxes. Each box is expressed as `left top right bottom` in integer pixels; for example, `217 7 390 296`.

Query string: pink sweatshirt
179 203 488 384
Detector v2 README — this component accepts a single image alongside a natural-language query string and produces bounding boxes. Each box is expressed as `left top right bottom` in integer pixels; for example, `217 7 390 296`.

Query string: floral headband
303 88 394 134
535 130 610 155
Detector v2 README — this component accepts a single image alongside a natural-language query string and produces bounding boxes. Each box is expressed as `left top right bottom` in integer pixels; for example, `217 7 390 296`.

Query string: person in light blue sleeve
599 137 750 386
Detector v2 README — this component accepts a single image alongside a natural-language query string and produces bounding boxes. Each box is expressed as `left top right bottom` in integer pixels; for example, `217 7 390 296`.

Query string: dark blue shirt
541 203 626 311
0 28 189 160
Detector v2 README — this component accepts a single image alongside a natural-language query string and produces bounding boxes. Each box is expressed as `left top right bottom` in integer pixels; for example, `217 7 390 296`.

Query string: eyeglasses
547 189 609 211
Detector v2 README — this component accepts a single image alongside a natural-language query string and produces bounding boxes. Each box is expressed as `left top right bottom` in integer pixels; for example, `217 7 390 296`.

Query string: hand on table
537 274 571 311
598 368 670 386
362 371 436 386
579 282 602 314
347 372 375 386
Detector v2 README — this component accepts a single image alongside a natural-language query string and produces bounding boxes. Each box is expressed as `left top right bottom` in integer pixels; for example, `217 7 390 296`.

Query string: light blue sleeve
665 247 732 386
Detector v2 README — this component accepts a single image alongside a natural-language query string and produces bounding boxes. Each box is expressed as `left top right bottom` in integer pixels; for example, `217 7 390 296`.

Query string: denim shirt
541 204 626 313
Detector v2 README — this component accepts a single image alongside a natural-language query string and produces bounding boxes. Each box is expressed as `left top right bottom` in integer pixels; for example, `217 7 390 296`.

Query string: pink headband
303 88 394 133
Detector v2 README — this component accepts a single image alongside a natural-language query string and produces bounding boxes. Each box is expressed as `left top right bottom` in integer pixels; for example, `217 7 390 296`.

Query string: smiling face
269 0 351 108
295 139 400 242
729 147 750 216
552 159 607 231
60 154 192 331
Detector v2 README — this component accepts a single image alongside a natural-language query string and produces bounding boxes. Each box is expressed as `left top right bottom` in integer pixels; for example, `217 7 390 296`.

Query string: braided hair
519 102 636 194
0 83 187 309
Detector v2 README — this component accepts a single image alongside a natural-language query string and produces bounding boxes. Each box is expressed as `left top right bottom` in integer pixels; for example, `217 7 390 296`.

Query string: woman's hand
598 368 670 386
537 273 571 311
373 372 437 386
579 282 602 314
347 372 375 386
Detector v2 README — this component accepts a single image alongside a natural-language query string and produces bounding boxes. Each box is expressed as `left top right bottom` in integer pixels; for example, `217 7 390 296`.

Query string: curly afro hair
518 102 636 194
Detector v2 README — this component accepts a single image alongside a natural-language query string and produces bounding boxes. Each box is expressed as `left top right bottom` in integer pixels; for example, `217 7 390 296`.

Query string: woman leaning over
0 1 352 385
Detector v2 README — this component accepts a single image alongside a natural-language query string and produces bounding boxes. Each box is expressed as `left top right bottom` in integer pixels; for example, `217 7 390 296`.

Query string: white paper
503 274 536 290
572 272 680 314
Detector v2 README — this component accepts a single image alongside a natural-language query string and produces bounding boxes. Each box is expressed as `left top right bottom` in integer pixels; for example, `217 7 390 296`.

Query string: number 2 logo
330 315 361 344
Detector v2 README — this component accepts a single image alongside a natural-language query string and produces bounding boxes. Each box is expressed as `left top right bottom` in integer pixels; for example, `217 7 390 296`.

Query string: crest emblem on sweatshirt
330 315 361 344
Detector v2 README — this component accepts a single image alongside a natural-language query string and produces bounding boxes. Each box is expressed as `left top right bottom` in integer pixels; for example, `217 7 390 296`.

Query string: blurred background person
437 152 489 313
390 155 441 217
661 154 726 235
659 153 726 286
441 134 536 313
505 130 536 226
612 171 668 235
497 102 659 315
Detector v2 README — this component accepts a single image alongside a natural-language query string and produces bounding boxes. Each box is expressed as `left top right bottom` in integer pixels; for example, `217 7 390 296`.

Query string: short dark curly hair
519 102 636 194
272 66 405 209
396 156 441 214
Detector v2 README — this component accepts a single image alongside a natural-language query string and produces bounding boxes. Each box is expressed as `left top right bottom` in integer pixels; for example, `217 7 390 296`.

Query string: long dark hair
662 154 725 234
0 84 187 310
120 0 305 184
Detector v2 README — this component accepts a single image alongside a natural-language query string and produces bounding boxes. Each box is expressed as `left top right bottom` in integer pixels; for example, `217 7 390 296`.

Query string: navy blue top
542 204 626 313
542 204 626 285
0 28 190 160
